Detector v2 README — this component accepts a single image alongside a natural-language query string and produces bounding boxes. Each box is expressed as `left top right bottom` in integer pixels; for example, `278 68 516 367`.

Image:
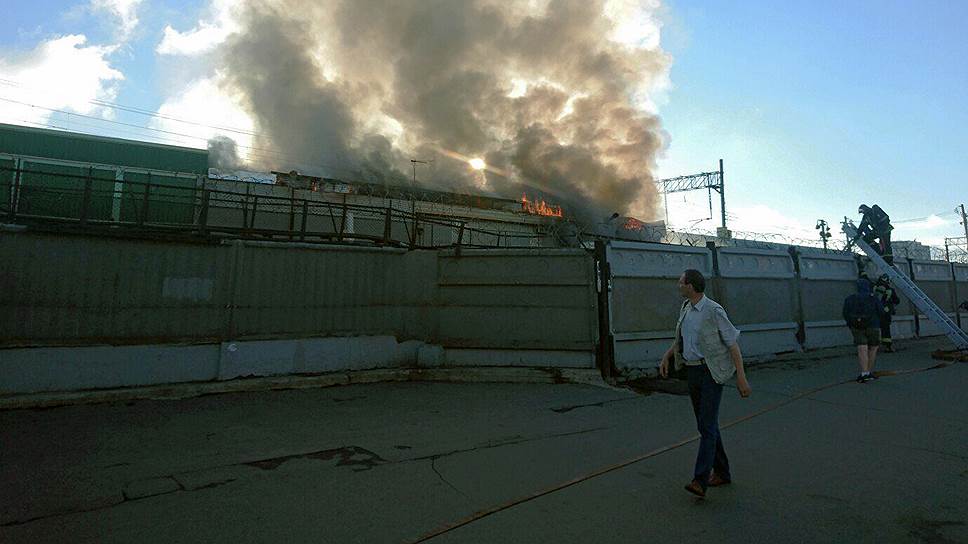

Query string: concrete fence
2 230 965 395
0 231 596 394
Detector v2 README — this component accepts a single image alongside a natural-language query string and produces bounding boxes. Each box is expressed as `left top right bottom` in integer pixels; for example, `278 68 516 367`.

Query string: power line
891 211 958 224
0 78 362 169
0 77 257 137
0 96 371 179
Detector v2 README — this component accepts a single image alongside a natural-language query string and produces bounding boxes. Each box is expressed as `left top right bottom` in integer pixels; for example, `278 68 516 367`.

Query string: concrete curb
0 367 611 410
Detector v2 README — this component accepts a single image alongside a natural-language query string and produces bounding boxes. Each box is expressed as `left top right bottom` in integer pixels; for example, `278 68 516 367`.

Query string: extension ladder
843 220 968 350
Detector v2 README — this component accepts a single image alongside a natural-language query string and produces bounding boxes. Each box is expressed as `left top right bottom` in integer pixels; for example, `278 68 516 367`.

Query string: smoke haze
213 0 670 220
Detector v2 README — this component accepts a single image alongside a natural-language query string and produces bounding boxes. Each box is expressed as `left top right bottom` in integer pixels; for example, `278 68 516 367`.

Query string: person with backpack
843 278 885 383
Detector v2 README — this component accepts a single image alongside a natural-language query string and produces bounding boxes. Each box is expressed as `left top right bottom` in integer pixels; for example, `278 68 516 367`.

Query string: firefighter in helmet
855 204 894 265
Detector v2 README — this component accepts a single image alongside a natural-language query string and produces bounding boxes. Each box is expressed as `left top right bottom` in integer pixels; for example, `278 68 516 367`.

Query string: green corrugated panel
121 171 196 224
18 162 115 220
0 123 208 174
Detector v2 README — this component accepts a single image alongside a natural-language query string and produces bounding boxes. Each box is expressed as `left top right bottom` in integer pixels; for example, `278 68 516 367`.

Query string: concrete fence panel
0 232 232 346
911 260 956 337
436 249 597 367
716 247 800 357
605 241 713 371
797 252 858 349
229 242 437 341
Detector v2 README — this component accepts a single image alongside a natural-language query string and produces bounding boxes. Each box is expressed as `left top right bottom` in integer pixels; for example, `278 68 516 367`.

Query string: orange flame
624 218 645 231
521 193 563 217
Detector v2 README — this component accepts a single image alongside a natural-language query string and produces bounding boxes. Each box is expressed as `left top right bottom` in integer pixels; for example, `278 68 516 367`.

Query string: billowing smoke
215 0 670 220
207 135 242 170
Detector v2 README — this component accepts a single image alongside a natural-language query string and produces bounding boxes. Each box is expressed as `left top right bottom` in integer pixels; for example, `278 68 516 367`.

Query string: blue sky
1 1 966 251
656 0 968 248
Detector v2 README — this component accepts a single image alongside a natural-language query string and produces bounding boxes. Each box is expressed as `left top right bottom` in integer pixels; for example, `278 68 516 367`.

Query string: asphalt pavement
1 338 965 543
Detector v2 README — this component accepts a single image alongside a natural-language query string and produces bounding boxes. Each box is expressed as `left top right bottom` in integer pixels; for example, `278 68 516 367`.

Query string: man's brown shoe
708 473 731 487
684 480 706 497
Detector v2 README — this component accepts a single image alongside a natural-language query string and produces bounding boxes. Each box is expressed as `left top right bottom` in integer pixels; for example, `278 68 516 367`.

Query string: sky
1 0 965 253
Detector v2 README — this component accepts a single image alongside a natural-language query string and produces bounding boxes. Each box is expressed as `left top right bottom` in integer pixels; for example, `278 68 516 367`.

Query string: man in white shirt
660 269 751 498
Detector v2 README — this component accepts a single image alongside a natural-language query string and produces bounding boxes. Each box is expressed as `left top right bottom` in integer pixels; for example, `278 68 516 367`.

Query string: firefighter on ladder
854 204 894 265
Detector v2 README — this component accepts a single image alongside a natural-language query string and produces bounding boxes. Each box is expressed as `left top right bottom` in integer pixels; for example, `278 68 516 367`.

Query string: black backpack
845 295 875 329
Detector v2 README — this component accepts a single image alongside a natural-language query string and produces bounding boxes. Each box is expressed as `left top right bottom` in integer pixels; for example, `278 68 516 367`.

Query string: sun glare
469 158 486 170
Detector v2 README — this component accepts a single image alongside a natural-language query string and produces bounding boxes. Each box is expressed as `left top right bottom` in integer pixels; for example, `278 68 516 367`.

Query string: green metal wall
0 123 208 174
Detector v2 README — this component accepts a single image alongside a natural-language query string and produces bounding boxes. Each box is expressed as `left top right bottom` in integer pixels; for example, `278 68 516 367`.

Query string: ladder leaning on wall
843 219 968 350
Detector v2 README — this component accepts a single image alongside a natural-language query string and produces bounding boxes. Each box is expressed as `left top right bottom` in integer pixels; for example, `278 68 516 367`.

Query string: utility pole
816 219 831 251
959 204 968 244
654 159 728 238
410 159 430 188
719 159 726 230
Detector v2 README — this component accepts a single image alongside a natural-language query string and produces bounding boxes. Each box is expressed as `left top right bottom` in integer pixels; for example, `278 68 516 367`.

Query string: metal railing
0 164 555 249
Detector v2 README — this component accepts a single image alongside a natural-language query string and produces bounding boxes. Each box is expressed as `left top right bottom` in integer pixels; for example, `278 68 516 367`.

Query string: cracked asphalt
1 339 966 543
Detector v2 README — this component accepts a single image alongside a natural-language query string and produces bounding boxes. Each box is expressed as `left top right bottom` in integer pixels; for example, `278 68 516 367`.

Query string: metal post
79 166 93 225
198 189 210 234
288 189 296 240
662 185 669 226
382 207 392 244
789 246 807 347
719 159 726 229
338 202 347 241
300 199 308 241
9 159 21 221
594 241 614 380
139 173 151 225
248 196 258 234
959 204 968 246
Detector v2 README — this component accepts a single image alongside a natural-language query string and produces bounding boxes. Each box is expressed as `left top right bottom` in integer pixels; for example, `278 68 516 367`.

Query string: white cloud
604 0 663 50
157 22 232 56
156 0 238 56
0 35 123 126
91 0 144 41
149 75 254 155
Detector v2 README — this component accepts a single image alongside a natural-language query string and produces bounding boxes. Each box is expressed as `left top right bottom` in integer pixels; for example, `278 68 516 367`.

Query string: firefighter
855 204 894 265
874 273 900 352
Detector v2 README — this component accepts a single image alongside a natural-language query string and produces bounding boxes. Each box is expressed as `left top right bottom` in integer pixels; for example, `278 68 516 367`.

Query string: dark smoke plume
216 0 670 219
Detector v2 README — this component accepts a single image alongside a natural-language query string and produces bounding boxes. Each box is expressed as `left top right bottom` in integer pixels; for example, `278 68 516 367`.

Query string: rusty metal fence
1 164 553 249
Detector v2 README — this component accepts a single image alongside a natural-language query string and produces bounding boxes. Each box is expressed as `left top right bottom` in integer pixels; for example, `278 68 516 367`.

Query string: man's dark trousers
687 364 730 489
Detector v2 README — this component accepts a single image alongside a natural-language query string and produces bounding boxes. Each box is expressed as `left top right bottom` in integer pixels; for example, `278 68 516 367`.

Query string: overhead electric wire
0 77 257 137
0 96 373 179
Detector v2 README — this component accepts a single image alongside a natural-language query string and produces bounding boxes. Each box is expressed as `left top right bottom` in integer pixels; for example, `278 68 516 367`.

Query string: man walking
843 278 884 382
660 269 752 498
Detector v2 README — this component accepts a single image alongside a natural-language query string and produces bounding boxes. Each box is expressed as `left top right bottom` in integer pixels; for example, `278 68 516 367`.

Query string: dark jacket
874 279 900 315
843 279 884 329
857 205 892 238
